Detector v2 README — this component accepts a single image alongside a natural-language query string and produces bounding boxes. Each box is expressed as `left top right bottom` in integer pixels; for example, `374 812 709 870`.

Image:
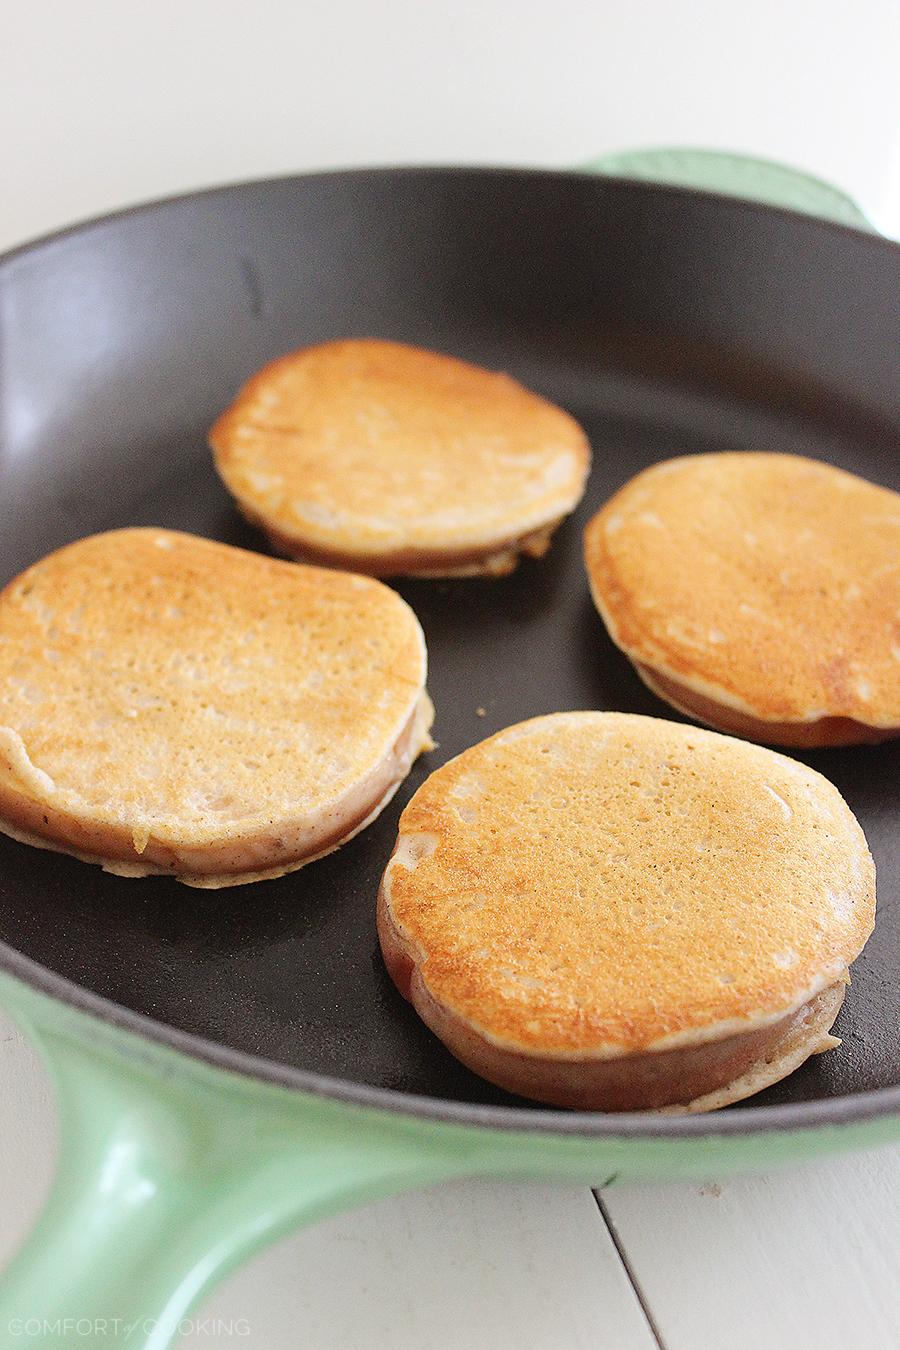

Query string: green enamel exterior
0 153 887 1346
2 975 898 1347
583 147 873 229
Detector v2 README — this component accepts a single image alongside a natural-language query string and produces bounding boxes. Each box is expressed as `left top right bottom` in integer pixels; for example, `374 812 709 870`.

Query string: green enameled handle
1 973 898 1349
582 146 874 230
0 981 477 1349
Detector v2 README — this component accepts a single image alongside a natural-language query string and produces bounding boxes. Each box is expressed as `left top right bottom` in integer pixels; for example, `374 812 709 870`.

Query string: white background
3 0 900 250
1 2 899 1347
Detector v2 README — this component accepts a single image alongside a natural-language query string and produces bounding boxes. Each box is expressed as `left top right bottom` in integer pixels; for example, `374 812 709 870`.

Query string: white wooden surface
2 2 900 1345
602 1155 900 1350
182 1183 657 1350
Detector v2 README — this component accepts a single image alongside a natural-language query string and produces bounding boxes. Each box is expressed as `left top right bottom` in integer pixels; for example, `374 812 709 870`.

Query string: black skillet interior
0 168 897 1115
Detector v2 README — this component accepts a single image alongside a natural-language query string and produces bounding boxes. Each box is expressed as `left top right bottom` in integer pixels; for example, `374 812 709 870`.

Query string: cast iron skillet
0 167 898 1137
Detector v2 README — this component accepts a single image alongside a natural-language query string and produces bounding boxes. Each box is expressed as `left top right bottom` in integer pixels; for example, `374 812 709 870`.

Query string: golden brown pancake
378 712 875 1111
0 529 432 887
584 452 900 747
210 339 591 577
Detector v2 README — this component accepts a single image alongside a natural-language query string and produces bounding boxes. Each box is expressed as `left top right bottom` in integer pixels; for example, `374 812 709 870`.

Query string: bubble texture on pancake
210 339 590 575
380 712 874 1057
584 453 900 737
0 529 430 883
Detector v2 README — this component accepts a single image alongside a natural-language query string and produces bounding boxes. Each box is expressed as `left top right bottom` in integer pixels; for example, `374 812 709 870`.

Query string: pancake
210 339 591 577
0 529 432 887
377 712 875 1112
583 452 900 747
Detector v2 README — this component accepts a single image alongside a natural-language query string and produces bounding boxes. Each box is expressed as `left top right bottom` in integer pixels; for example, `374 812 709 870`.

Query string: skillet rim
2 940 898 1137
1 165 898 1140
2 163 900 269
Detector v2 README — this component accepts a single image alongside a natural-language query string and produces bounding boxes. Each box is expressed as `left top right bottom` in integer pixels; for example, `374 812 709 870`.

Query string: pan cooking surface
0 169 897 1114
